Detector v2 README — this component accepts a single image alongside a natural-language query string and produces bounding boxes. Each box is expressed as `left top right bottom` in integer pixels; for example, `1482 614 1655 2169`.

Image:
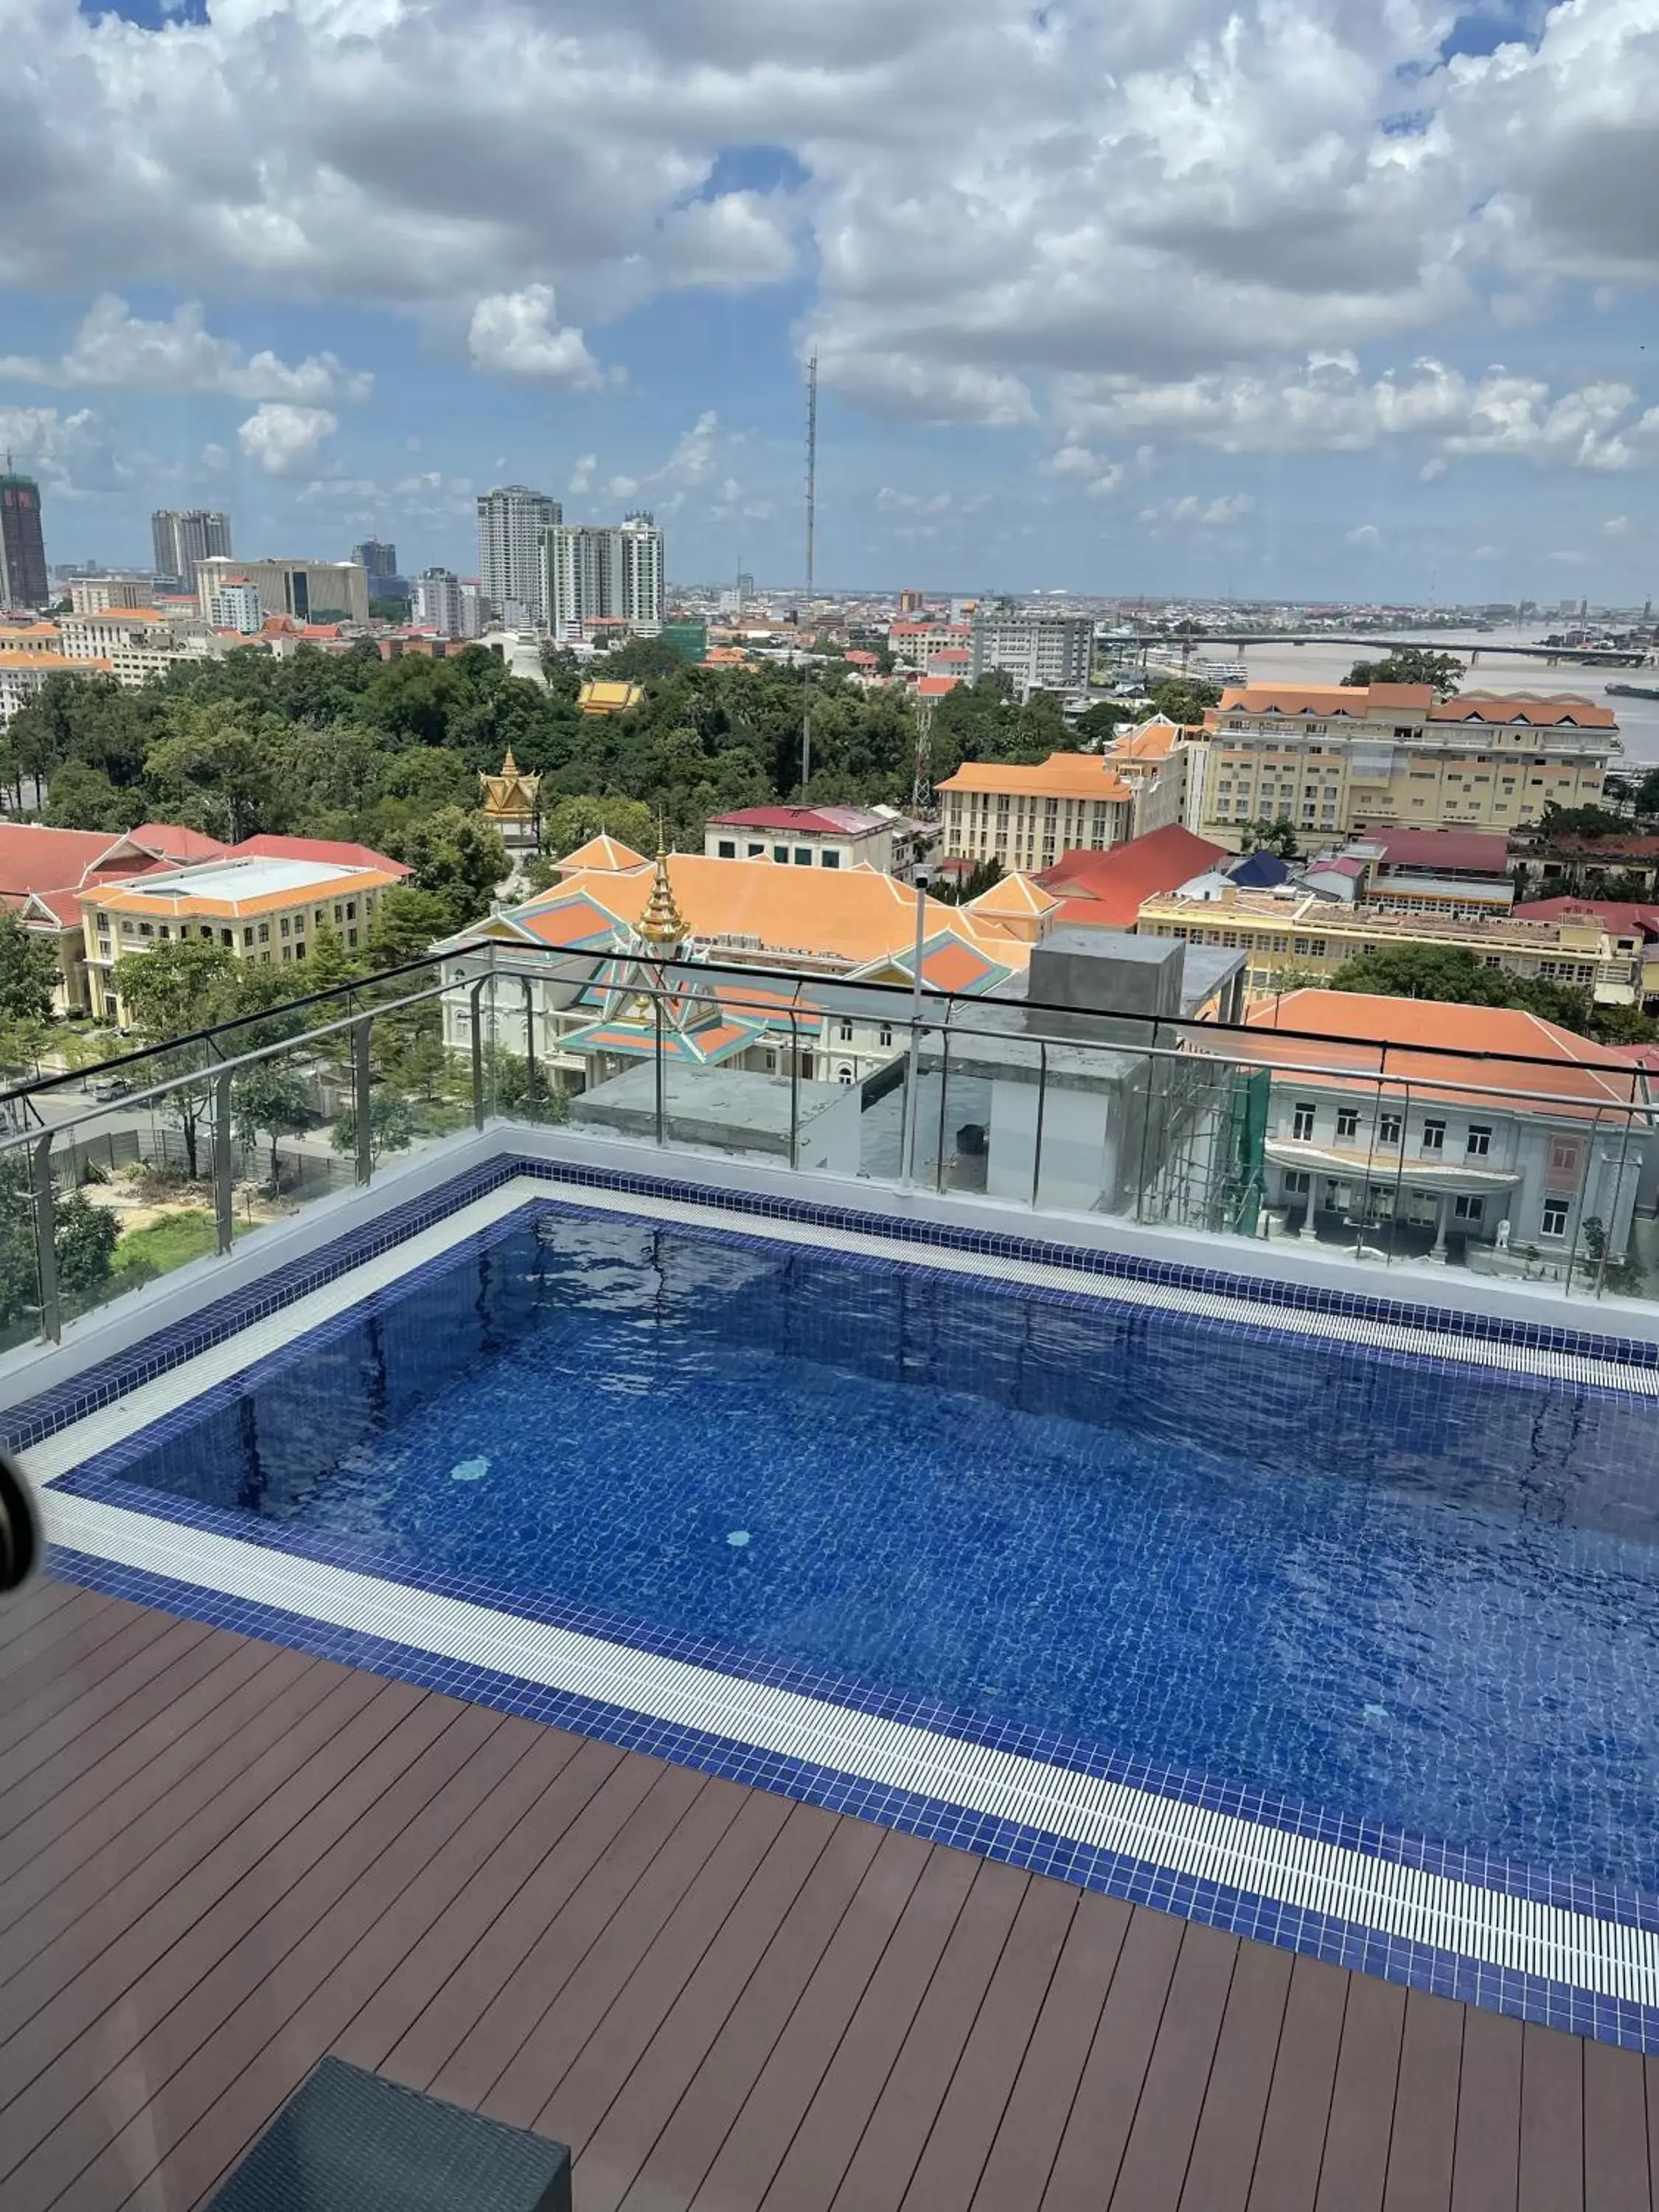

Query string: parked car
88 1077 133 1102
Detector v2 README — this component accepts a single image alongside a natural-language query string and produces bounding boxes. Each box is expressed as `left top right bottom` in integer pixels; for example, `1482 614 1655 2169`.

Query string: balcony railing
1 936 1655 1351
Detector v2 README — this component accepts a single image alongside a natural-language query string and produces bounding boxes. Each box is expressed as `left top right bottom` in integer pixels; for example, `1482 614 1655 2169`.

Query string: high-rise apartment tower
0 473 49 609
476 487 560 626
150 509 232 588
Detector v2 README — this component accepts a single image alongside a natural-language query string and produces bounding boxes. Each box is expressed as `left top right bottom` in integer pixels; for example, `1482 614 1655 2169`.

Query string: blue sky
4 0 1657 602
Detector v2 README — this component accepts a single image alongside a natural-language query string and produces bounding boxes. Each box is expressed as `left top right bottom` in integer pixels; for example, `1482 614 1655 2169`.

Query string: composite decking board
0 1576 100 1656
967 1890 1134 2212
0 1685 466 2183
684 1828 936 2212
1517 2024 1583 2212
896 1874 1079 2212
0 1636 340 1860
1245 1954 1351 2212
69 1716 560 2212
1451 2007 1524 2212
1040 1897 1188 2211
1582 2041 1649 2212
1107 1919 1242 2212
0 1672 423 2092
827 1854 1029 2212
400 1750 698 2106
1316 1969 1408 2212
612 1818 889 2212
7 1585 1657 2212
1382 1988 1466 2212
0 1608 215 1776
531 1798 823 2158
0 1586 134 1689
3 1700 515 2212
1178 1940 1298 2212
0 1595 195 1742
464 1773 754 2138
435 1759 721 2118
0 1643 327 1961
574 1806 858 2212
755 1845 984 2212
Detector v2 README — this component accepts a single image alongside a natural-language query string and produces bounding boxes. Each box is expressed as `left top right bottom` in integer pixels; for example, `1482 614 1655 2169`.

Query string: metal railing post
32 1131 60 1344
653 989 666 1147
352 1016 374 1185
521 976 538 1118
933 1029 950 1194
213 1069 234 1254
468 977 487 1133
1031 1040 1048 1210
788 1009 801 1171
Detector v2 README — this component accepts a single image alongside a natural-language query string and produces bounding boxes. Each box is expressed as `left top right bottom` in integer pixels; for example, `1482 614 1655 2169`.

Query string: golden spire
501 747 519 776
636 831 686 947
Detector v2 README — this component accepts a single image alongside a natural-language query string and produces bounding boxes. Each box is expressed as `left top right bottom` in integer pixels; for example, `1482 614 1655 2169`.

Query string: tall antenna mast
801 350 818 793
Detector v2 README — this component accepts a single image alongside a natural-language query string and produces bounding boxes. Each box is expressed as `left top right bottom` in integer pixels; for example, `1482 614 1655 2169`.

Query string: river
1217 627 1659 772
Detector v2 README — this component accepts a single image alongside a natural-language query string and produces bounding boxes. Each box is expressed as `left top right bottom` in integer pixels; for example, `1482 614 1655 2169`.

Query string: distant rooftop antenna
801 349 818 793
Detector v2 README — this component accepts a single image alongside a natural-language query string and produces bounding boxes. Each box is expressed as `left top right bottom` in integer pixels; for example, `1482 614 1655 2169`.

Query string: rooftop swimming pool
87 1198 1659 1901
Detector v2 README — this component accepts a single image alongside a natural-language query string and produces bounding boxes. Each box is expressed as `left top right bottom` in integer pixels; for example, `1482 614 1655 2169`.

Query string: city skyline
1 1 1656 602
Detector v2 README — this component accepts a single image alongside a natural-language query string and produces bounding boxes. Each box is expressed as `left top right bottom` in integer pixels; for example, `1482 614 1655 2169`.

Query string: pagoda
479 748 542 852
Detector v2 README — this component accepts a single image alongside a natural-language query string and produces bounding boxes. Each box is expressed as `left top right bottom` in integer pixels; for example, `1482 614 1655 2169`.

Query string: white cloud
1139 492 1253 537
1604 515 1632 537
1 0 1658 467
1040 445 1099 479
0 405 113 493
568 454 597 495
0 295 370 403
658 193 795 291
467 286 605 389
1548 549 1588 566
877 487 953 515
236 403 338 478
1346 522 1381 546
1057 354 1659 472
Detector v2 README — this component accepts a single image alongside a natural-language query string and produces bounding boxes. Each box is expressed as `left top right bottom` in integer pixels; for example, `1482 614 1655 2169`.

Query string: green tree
1632 767 1659 819
1071 703 1128 746
108 940 243 1178
0 1153 118 1339
44 761 139 832
332 1090 415 1166
232 1065 318 1189
1328 943 1520 1006
303 922 361 996
365 886 456 968
1240 817 1301 858
141 699 289 841
1144 677 1222 724
0 911 59 1025
540 793 658 863
391 807 509 931
1341 648 1465 698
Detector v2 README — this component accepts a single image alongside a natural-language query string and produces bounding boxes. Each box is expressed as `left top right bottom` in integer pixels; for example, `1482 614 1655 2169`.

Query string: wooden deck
1 1577 1654 2212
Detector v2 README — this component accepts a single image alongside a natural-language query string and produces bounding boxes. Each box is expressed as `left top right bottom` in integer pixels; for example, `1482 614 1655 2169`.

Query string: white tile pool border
24 1170 1659 2020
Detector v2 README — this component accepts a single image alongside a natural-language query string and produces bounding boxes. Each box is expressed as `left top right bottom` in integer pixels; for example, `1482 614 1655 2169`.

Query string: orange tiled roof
1234 988 1642 1117
965 872 1060 920
87 863 403 921
1214 683 1435 718
0 651 105 672
1427 691 1618 730
555 832 649 874
937 752 1134 802
518 852 1026 971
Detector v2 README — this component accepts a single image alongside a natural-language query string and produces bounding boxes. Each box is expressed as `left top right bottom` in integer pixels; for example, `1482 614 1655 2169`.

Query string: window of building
139 922 153 938
1548 1135 1581 1177
1422 1119 1445 1152
717 838 736 858
1335 1107 1359 1140
1282 1170 1312 1194
836 1065 855 1085
258 922 270 942
1454 1194 1485 1221
347 928 358 947
344 901 356 920
1541 1197 1570 1237
839 1018 854 1042
279 917 291 938
794 847 813 866
773 845 789 863
220 928 233 946
747 843 764 857
1292 1102 1316 1140
1379 1113 1402 1146
1466 1125 1492 1157
293 941 306 959
822 849 841 869
879 1023 893 1047
293 912 305 933
243 927 254 946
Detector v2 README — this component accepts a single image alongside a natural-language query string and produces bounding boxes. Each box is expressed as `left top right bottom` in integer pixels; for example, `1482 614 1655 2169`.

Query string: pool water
114 1207 1659 1891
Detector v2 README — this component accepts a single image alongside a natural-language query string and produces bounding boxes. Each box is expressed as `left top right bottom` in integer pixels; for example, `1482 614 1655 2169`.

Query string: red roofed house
703 804 897 874
0 823 214 1013
1037 824 1228 930
1220 987 1651 1270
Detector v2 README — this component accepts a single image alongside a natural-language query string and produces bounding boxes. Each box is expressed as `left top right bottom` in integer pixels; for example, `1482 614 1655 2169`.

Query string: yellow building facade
1137 888 1659 1007
936 753 1135 873
1183 684 1618 850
